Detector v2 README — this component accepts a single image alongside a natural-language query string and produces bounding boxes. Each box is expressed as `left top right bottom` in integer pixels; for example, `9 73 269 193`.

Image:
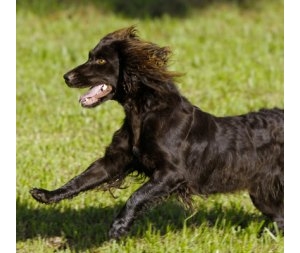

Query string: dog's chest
127 108 161 168
132 144 157 174
131 136 157 171
132 145 141 158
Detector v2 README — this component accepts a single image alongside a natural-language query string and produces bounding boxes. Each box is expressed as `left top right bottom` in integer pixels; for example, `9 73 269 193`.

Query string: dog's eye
97 59 106 65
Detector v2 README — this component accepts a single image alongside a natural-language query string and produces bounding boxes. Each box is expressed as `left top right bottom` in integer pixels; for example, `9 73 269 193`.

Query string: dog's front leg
30 124 132 204
30 158 125 204
109 170 184 239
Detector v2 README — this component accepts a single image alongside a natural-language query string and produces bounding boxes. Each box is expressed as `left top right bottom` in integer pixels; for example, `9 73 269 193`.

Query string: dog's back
184 107 283 194
182 107 283 228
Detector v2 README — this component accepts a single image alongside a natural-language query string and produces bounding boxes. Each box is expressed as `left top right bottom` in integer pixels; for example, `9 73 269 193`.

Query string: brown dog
31 27 284 239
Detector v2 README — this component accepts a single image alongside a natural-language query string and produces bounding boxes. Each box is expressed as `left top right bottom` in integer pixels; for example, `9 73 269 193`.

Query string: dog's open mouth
79 84 113 107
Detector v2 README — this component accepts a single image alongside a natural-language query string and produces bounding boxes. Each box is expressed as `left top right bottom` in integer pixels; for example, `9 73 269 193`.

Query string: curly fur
30 26 284 240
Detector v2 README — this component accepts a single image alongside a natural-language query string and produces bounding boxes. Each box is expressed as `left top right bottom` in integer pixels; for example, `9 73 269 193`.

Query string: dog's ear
113 31 181 94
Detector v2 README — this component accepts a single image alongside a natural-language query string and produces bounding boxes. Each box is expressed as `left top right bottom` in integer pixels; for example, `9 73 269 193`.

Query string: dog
30 26 284 239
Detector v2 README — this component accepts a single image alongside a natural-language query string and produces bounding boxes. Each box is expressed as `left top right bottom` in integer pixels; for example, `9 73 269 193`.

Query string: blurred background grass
17 0 283 252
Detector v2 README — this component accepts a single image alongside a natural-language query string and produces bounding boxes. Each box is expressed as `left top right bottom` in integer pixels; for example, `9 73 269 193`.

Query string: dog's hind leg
249 174 284 230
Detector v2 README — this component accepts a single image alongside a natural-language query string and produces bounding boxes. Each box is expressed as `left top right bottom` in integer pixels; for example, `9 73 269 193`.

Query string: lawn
16 0 284 252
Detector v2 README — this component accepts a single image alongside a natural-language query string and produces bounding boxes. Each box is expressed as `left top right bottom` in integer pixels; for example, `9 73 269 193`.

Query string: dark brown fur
30 26 284 239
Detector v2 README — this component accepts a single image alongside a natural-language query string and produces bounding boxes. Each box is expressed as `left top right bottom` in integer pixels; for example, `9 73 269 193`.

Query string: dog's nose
63 73 71 83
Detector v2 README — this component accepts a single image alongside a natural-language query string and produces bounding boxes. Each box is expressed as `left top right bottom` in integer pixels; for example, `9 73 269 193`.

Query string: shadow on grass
17 197 266 252
17 0 273 18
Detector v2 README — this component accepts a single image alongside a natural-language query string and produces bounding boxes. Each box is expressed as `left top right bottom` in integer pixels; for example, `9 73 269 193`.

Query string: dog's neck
123 87 179 114
121 80 182 149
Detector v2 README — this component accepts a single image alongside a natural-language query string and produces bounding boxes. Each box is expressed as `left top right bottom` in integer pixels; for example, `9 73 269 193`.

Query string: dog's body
30 27 284 239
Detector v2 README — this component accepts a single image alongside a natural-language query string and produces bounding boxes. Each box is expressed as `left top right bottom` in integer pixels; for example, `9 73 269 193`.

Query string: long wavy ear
111 26 182 94
137 45 181 93
120 41 181 87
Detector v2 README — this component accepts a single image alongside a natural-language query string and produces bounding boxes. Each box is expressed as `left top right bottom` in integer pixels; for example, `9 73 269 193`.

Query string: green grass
17 1 283 252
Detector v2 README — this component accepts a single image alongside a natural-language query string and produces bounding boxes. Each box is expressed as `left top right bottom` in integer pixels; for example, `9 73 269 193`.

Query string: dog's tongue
79 84 111 106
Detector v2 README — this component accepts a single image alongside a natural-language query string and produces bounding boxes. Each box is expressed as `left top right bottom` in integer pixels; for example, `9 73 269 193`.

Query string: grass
17 0 283 252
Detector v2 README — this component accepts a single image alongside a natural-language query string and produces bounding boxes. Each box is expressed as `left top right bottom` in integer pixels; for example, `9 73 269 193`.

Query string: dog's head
64 26 179 108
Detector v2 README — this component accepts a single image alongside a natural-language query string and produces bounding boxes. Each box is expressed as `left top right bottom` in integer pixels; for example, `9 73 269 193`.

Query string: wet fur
30 26 284 239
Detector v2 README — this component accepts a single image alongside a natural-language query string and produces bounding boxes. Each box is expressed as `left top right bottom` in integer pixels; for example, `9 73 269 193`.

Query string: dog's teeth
101 84 107 91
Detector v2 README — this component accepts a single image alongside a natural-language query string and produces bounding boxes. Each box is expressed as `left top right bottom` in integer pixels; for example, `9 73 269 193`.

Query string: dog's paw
108 221 129 240
30 188 51 204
